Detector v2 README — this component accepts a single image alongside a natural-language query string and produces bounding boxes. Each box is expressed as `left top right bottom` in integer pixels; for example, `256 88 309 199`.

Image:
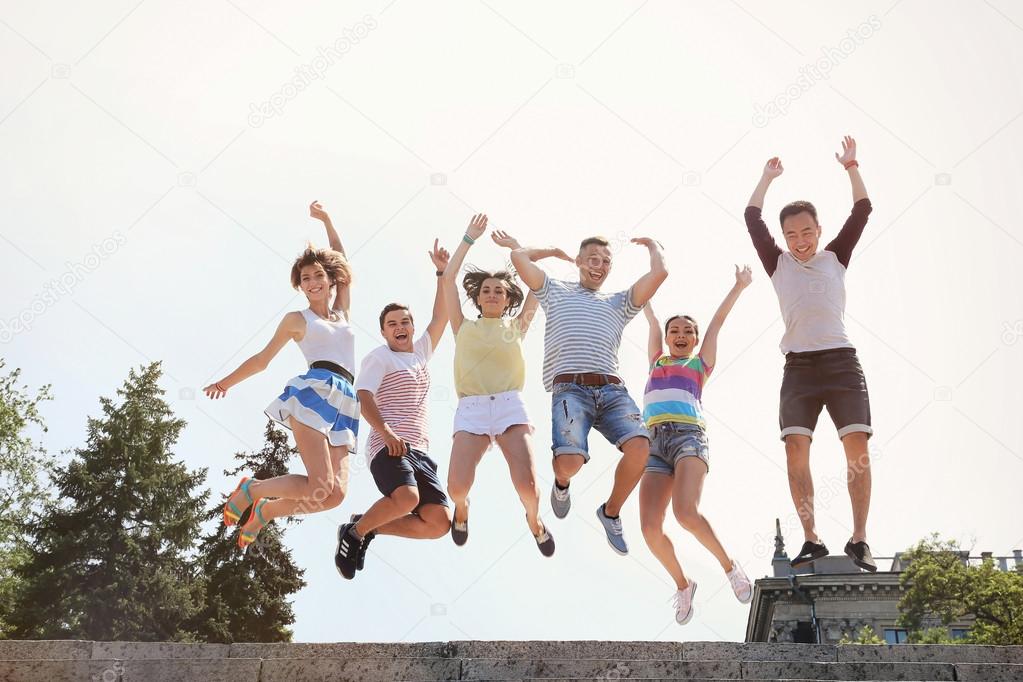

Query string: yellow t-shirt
453 317 525 398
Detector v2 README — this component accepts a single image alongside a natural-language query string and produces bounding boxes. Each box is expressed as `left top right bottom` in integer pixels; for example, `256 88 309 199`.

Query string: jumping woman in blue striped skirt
203 201 360 549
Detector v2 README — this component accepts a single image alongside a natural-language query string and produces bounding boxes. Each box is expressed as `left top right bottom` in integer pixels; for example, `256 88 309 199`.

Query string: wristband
436 270 445 277
844 160 859 170
462 234 476 245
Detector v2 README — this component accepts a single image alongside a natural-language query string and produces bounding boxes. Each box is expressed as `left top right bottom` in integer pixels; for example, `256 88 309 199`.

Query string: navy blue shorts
370 447 450 511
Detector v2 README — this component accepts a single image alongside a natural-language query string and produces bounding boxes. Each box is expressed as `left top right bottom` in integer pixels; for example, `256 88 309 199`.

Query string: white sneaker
672 581 697 625
726 562 753 604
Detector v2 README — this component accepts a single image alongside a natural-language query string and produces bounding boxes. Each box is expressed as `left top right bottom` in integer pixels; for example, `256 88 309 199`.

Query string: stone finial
774 518 786 558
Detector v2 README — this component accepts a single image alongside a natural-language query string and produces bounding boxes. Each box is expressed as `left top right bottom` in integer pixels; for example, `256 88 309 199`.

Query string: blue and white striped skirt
265 368 360 451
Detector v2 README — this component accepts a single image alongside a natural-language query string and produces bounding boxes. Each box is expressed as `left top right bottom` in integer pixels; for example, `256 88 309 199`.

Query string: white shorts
453 390 532 441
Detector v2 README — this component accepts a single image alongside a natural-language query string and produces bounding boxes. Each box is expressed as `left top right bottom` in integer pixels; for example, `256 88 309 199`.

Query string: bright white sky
2 0 1022 643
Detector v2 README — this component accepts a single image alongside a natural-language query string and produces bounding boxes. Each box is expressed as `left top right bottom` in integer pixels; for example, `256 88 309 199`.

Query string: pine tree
189 420 306 643
8 363 208 641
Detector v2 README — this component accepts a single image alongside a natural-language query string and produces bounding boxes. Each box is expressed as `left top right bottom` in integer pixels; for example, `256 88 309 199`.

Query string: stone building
744 520 1022 644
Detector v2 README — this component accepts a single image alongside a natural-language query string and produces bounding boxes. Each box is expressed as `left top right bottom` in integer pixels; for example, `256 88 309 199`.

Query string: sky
2 0 1022 643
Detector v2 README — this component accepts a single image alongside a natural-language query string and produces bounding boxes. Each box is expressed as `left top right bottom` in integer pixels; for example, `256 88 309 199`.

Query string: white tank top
295 308 356 375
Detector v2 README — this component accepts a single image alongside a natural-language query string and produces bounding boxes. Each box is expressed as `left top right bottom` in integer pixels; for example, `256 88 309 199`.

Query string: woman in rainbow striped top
639 265 754 626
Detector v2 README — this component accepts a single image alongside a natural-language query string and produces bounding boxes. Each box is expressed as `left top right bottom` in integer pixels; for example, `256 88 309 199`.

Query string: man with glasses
510 236 667 555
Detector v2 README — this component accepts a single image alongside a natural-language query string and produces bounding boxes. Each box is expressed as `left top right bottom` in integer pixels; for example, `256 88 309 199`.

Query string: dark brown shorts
779 348 872 441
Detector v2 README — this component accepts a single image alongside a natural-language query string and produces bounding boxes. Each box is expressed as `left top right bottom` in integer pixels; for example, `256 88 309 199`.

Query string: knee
674 506 701 531
304 476 335 502
428 509 452 539
322 484 346 511
390 486 420 513
640 513 666 541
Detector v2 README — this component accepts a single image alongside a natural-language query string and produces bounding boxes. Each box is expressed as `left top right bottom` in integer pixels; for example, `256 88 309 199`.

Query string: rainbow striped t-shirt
642 354 713 429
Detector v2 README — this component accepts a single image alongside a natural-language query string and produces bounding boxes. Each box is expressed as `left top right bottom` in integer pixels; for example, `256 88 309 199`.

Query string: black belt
310 361 355 384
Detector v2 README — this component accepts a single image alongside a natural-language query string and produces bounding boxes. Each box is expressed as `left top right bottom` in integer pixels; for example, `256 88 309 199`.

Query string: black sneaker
844 540 877 572
534 523 555 558
790 540 829 567
350 514 375 571
334 522 361 580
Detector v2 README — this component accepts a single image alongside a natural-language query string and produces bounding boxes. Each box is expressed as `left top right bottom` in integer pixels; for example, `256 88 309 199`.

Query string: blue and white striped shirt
534 276 642 391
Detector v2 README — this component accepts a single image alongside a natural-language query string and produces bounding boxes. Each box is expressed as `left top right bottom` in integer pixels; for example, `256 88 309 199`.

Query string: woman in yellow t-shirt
441 214 572 556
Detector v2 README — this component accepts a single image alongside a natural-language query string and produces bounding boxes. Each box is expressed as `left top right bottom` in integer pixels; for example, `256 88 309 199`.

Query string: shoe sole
596 507 628 556
844 546 878 572
334 525 356 580
677 582 697 625
789 546 829 568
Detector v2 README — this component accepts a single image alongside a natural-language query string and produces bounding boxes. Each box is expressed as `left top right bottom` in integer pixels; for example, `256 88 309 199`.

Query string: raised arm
442 214 489 336
509 246 550 292
203 312 304 398
426 239 450 349
699 265 752 368
309 200 351 316
643 302 664 365
835 135 868 203
745 158 785 276
492 229 572 335
628 237 668 308
826 136 873 268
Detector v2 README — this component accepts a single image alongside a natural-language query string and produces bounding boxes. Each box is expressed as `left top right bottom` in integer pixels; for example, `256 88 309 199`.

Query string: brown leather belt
552 373 622 386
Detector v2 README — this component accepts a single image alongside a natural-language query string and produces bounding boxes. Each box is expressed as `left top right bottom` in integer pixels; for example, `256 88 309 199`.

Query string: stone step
460 658 958 680
5 640 1019 665
0 657 1019 682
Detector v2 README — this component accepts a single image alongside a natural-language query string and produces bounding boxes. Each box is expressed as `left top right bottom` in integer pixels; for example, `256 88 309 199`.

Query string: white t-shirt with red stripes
355 333 433 462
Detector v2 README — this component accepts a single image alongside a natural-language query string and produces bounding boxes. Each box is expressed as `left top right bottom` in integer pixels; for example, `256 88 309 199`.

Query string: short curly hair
462 267 525 317
290 245 351 291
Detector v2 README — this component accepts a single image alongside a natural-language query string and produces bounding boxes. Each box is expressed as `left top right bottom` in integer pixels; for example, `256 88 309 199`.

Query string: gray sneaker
551 483 571 519
596 503 628 555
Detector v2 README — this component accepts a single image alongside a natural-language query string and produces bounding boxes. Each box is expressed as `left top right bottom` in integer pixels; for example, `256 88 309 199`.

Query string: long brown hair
461 267 524 317
290 245 351 290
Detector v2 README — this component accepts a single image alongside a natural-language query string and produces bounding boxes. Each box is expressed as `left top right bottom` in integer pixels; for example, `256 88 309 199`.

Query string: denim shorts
646 423 710 474
550 382 649 462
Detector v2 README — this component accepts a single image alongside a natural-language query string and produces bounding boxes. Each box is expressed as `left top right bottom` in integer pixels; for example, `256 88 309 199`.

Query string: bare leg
446 432 491 525
356 485 419 536
841 432 871 543
552 453 585 488
672 457 732 573
495 425 542 535
604 436 649 517
257 445 351 524
230 418 334 507
785 434 819 543
375 503 452 539
639 471 688 590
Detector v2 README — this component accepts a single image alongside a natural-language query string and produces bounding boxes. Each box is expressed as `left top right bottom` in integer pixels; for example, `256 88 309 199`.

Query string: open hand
631 237 663 250
835 135 857 166
203 382 228 399
466 213 488 241
763 157 784 179
429 238 450 271
490 229 521 250
735 264 753 289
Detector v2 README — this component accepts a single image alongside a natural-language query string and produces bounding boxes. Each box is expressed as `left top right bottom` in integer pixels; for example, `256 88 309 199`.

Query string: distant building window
951 628 970 640
884 628 909 644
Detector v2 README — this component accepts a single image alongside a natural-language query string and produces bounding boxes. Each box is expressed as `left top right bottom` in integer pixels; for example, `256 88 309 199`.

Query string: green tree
7 363 208 641
189 421 306 643
0 360 53 637
838 625 884 645
898 535 1023 645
